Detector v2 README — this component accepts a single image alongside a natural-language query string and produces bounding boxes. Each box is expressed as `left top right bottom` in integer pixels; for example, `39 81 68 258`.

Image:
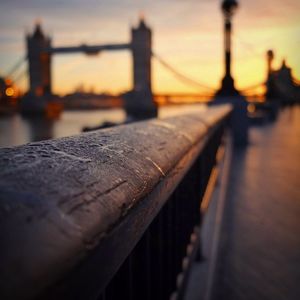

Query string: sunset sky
0 0 299 95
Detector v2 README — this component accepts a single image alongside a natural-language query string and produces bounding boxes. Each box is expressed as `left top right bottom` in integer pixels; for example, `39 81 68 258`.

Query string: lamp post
216 0 239 97
266 49 274 78
214 1 248 146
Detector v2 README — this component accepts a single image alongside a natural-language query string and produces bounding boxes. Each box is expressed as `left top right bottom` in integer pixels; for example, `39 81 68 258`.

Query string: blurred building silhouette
266 51 300 104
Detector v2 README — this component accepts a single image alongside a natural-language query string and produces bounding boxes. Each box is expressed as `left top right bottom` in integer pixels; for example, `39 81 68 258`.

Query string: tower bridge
26 18 156 118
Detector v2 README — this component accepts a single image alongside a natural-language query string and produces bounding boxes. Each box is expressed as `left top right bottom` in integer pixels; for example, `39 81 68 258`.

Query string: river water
0 104 206 148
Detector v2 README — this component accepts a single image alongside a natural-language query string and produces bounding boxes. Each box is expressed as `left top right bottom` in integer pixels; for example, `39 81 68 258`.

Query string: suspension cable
12 68 27 84
152 51 217 92
5 56 27 78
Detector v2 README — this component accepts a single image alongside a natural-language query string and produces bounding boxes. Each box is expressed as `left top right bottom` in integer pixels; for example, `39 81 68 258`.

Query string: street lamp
222 0 238 18
217 0 239 97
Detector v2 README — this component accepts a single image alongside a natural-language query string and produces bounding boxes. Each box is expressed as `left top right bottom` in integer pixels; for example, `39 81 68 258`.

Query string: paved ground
214 106 300 300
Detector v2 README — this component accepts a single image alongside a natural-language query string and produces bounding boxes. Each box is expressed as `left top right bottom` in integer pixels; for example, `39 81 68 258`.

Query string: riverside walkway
214 106 300 300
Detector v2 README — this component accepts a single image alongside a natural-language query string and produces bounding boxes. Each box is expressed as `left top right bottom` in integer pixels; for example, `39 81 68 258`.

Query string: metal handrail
0 105 232 300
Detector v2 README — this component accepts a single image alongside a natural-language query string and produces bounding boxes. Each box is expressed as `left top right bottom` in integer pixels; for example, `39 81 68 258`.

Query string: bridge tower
27 23 52 97
131 17 152 93
127 17 157 119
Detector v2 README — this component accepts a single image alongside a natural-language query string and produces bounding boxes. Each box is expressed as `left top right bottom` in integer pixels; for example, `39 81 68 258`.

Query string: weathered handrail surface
0 105 231 300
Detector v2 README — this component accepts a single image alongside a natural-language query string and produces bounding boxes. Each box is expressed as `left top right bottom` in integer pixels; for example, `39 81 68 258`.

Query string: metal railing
0 105 232 300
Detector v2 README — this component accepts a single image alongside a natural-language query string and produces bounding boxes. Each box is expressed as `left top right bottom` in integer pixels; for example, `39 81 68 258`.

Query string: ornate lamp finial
221 0 239 18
